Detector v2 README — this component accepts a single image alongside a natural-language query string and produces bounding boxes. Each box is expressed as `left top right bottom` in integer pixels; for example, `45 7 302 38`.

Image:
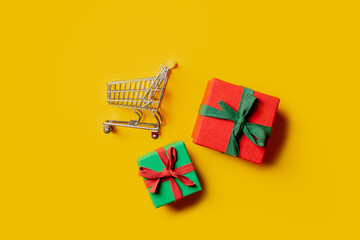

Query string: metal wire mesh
107 73 167 111
103 63 175 137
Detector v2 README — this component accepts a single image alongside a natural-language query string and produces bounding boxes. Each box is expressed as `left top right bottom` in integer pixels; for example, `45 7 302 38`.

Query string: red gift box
192 78 280 164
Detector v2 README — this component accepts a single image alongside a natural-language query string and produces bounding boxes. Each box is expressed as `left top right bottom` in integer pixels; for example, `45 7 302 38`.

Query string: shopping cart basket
103 62 176 139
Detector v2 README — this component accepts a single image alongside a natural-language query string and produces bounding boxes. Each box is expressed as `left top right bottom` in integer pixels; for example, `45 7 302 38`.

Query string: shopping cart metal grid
103 62 175 139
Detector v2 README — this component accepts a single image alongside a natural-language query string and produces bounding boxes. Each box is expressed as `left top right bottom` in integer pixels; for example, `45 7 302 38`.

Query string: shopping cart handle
165 61 177 69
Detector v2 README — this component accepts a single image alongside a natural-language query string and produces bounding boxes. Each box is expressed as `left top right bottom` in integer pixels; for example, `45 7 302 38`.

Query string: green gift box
137 141 202 208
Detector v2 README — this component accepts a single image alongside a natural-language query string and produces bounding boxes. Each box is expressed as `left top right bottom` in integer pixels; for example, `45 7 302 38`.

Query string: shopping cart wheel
151 132 159 139
103 125 113 134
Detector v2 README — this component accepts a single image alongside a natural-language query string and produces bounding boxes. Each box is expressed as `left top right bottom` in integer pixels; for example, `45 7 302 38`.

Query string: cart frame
103 63 174 139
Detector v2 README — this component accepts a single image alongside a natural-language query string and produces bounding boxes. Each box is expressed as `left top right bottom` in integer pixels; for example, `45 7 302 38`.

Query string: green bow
198 87 272 157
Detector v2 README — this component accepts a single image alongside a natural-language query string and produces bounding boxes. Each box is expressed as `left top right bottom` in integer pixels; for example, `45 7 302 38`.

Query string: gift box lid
192 78 280 164
137 141 202 208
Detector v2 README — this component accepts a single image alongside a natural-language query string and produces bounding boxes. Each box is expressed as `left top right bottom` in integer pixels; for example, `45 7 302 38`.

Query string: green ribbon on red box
199 87 272 157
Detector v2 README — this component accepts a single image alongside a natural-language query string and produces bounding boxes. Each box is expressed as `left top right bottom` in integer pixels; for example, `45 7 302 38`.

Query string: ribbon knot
198 87 272 157
160 168 177 178
237 116 246 125
138 147 196 201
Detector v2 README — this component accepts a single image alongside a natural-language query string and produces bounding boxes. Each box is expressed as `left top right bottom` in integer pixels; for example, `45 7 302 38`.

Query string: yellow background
1 1 359 239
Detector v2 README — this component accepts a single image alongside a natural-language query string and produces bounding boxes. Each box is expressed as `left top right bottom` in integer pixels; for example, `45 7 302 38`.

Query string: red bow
138 147 196 201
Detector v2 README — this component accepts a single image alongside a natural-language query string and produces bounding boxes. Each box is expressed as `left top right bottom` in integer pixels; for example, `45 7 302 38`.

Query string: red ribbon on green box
138 147 196 201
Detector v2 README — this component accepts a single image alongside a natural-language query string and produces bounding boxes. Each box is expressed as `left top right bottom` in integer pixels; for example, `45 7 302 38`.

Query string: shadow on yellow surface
263 111 288 166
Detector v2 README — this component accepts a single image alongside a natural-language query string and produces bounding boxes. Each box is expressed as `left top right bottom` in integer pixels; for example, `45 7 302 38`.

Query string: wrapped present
137 141 202 208
192 78 280 164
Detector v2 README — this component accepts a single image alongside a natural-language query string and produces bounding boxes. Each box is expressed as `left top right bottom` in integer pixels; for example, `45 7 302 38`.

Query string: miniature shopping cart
103 62 176 139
